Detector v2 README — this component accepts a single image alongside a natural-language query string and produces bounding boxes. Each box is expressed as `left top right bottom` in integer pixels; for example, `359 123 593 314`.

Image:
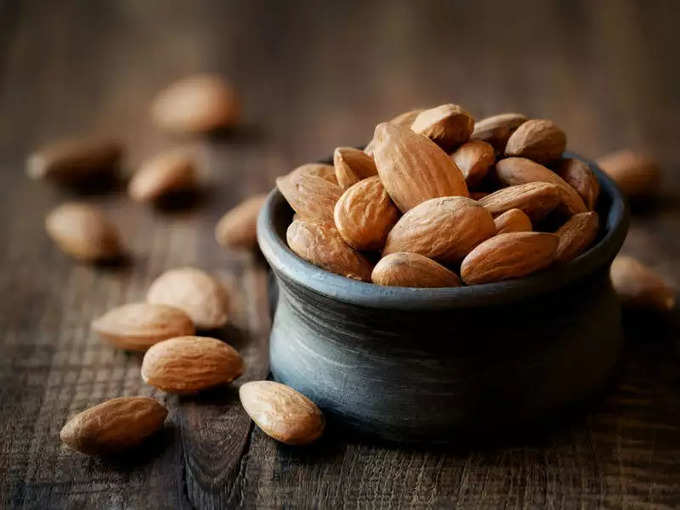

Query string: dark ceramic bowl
257 153 629 443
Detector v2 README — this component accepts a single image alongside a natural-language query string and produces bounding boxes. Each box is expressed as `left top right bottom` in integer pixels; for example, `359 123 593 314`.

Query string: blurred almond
611 256 675 311
471 113 528 153
596 150 660 199
334 147 377 189
451 140 495 189
410 104 474 151
554 211 599 263
505 119 566 164
479 182 562 221
129 149 197 202
554 158 600 210
364 108 425 156
276 164 342 223
372 252 460 288
493 208 532 234
215 194 267 250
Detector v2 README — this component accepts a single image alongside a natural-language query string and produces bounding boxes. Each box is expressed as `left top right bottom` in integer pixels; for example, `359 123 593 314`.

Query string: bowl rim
257 152 629 310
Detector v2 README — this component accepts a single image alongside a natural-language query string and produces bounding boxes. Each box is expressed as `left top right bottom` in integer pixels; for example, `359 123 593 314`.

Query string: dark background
1 1 679 508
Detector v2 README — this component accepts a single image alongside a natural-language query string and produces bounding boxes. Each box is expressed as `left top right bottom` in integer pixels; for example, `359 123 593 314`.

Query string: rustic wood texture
1 0 679 508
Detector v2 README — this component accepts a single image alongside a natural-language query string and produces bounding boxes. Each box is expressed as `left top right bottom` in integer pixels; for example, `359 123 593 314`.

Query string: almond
410 104 475 151
596 150 660 199
239 381 325 445
215 193 267 250
610 256 675 311
334 147 378 189
129 148 197 202
470 113 528 153
92 303 195 351
493 208 532 234
495 157 587 215
373 122 469 212
371 252 460 288
383 196 496 264
479 182 562 221
141 336 243 393
554 211 599 263
150 74 239 134
451 140 496 189
554 158 600 210
60 397 167 455
45 202 123 262
292 163 338 184
147 267 229 329
286 219 373 281
461 232 559 284
364 108 425 156
276 164 342 223
504 119 566 164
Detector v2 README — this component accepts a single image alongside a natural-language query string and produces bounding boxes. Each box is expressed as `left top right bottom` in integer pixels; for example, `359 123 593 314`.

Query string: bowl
257 152 629 443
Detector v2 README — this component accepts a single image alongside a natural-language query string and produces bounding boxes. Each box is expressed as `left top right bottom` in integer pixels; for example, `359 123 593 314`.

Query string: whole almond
334 147 378 189
147 267 229 329
129 149 197 202
610 256 675 311
91 302 195 351
141 336 244 393
45 202 123 262
364 108 425 156
554 211 599 263
373 122 469 212
60 397 167 455
239 381 325 445
505 119 566 164
291 163 338 184
286 219 373 281
495 157 587 215
383 196 496 264
596 150 660 199
276 164 342 223
333 176 399 251
479 182 562 221
410 104 475 151
150 74 239 134
493 208 532 234
451 140 496 189
215 194 268 250
554 158 600 210
470 113 528 153
372 252 460 288
461 232 559 285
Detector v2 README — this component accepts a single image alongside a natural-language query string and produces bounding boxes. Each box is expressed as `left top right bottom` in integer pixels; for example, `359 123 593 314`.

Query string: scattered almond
610 255 675 311
505 119 566 164
554 211 599 263
479 182 562 221
410 104 474 151
334 147 378 189
451 140 495 189
276 164 342 223
493 208 532 234
596 150 660 199
215 194 267 250
371 252 460 288
470 113 528 153
554 157 600 210
129 149 197 202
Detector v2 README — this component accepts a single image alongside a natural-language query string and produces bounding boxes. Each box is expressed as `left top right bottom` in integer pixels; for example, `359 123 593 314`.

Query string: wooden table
2 1 679 508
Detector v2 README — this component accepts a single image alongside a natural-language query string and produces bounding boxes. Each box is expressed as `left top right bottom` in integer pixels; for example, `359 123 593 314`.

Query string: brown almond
141 336 244 393
479 182 562 221
286 219 373 281
493 208 532 234
383 196 496 264
554 158 600 210
334 147 378 189
451 140 496 189
495 157 587 215
410 104 475 151
461 232 559 285
147 267 229 329
45 202 123 262
364 108 425 156
554 211 599 263
150 74 239 134
610 256 675 311
60 397 167 455
215 194 267 250
470 113 528 153
239 381 325 445
373 122 469 212
505 119 566 164
91 303 195 351
129 149 197 202
372 252 460 288
596 150 660 199
333 176 399 251
276 164 342 223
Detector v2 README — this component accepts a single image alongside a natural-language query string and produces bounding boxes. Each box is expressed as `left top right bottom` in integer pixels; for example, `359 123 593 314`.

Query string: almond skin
479 182 562 221
92 303 195 351
373 122 469 212
504 119 566 164
596 150 660 199
215 194 267 250
610 256 675 311
287 219 373 281
554 211 599 263
364 108 425 156
372 252 460 288
45 202 123 262
147 267 229 330
239 381 325 445
334 147 378 189
554 158 600 210
451 140 496 189
129 149 197 202
470 113 528 153
383 196 496 264
60 397 167 455
141 336 244 393
276 164 342 223
410 104 475 151
493 208 532 234
461 232 559 285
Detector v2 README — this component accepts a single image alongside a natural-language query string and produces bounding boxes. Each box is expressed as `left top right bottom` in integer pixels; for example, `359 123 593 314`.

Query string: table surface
1 1 679 508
